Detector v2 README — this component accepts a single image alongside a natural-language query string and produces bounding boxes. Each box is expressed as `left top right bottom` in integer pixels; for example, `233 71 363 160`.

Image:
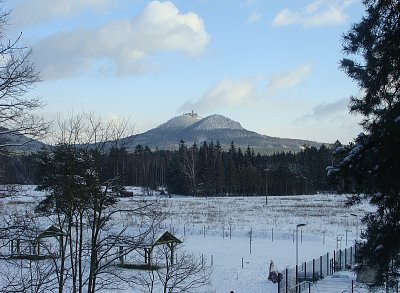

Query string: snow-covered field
0 186 383 292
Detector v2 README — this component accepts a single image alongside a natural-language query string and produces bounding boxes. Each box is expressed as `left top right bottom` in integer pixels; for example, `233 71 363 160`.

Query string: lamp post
264 168 270 205
296 224 306 267
350 213 359 242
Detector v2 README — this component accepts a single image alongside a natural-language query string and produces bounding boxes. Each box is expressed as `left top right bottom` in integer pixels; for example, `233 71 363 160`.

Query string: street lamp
264 168 270 205
350 213 359 242
296 223 306 267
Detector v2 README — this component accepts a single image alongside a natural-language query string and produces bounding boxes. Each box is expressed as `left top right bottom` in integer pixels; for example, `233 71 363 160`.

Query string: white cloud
247 11 262 24
12 0 113 27
180 77 260 113
32 1 210 79
311 98 349 116
181 64 311 113
243 0 256 5
304 98 349 119
291 97 362 143
272 0 356 27
266 64 312 95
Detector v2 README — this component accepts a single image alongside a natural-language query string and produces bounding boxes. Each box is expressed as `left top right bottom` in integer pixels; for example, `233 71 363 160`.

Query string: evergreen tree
330 0 400 287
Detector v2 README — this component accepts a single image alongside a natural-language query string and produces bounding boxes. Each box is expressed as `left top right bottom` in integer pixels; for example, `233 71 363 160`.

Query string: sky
4 0 366 144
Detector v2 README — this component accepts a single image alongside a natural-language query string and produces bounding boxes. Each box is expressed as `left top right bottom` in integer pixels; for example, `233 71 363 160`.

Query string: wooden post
312 259 315 282
350 246 353 267
333 250 336 273
169 243 175 265
320 256 323 279
119 246 124 265
286 268 288 293
249 228 252 255
272 228 274 242
304 261 307 284
326 253 329 276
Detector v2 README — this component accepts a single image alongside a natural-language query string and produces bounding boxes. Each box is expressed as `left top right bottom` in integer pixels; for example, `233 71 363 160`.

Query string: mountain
126 113 322 153
0 128 47 154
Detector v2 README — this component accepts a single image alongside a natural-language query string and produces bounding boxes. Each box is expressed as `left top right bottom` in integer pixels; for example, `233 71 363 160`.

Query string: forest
1 140 338 197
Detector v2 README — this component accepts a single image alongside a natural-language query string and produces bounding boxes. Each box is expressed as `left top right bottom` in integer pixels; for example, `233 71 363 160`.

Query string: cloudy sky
5 0 365 144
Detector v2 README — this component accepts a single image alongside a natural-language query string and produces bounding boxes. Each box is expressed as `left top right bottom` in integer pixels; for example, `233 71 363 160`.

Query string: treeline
1 140 338 196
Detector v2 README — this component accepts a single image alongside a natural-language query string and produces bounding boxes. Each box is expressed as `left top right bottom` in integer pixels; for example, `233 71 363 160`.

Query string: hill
127 112 322 153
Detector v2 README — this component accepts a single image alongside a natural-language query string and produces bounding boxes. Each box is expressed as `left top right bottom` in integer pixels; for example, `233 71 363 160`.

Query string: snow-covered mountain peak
156 112 201 131
190 114 244 131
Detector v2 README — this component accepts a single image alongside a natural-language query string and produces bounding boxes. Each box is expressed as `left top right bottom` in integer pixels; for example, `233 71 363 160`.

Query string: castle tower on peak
184 110 199 118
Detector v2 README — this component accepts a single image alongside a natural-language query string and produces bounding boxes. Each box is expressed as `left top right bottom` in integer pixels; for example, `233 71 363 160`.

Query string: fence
278 245 357 293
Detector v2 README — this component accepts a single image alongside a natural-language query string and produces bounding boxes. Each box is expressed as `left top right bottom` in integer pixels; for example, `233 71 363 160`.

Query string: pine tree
330 0 400 287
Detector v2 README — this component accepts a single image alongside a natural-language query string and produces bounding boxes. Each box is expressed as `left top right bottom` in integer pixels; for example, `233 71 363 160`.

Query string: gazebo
8 224 64 259
109 228 183 268
142 230 182 266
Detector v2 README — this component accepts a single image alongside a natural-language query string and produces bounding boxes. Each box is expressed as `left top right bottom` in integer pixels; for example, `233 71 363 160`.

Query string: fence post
350 246 353 268
354 242 357 259
333 250 336 273
286 268 288 293
272 228 274 242
304 261 307 284
296 265 298 293
326 253 329 276
339 249 342 270
313 259 315 282
319 256 322 279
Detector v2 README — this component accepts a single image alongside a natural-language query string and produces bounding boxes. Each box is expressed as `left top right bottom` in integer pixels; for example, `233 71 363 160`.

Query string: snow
156 113 201 130
0 186 385 293
189 114 244 131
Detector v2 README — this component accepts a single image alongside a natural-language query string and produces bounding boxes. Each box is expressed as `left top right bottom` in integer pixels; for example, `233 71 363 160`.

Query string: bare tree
0 213 61 293
35 112 162 293
137 245 212 293
0 6 48 155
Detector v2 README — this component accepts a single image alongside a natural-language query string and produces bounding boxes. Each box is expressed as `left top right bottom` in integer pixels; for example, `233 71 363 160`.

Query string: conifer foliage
330 0 400 286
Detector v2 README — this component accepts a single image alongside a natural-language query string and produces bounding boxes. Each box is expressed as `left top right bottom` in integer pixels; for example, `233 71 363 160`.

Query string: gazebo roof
0 224 64 241
105 226 182 249
153 230 182 246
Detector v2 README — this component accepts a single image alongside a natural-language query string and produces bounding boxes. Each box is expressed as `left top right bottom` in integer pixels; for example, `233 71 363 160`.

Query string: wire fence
278 245 357 293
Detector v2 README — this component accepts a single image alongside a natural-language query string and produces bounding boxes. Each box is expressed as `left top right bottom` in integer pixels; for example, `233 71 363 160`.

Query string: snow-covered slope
156 112 201 131
188 114 244 131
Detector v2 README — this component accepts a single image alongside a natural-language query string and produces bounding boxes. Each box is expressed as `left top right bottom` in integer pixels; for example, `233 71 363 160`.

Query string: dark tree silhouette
329 0 400 287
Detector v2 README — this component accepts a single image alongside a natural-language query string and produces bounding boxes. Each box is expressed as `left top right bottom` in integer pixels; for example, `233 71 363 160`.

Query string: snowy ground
0 186 384 292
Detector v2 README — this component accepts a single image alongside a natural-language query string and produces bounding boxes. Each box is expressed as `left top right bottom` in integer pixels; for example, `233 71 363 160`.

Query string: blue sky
5 0 365 144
